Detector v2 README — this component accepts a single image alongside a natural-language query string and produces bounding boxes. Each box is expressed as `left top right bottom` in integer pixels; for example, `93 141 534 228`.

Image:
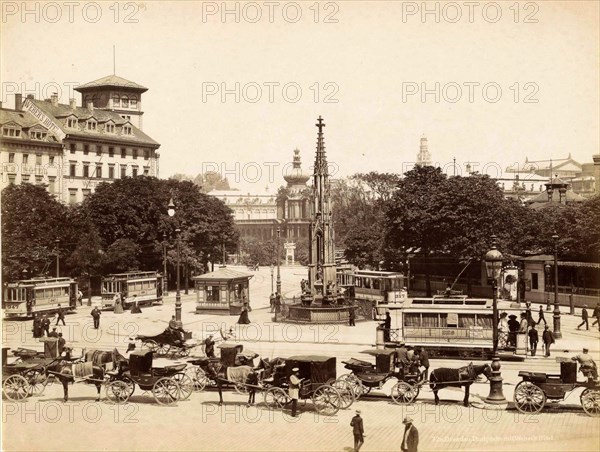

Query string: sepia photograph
1 1 599 451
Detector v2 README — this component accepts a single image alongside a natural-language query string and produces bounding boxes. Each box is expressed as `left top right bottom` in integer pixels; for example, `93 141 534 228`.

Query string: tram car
101 271 163 309
380 295 521 359
3 277 78 319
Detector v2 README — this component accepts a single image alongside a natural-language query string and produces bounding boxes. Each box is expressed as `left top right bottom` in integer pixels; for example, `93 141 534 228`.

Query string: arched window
121 96 129 108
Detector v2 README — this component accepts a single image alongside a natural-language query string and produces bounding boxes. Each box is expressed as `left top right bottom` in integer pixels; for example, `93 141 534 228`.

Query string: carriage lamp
485 235 507 404
552 233 561 338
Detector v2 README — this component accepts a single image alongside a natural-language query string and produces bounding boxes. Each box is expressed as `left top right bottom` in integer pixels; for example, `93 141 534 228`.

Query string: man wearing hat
572 348 598 381
395 341 409 376
401 416 418 452
577 305 589 330
289 367 303 417
48 327 59 338
350 409 365 451
204 334 215 358
542 325 555 357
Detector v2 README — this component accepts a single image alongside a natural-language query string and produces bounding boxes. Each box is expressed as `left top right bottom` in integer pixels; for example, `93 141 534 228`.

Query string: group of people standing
498 303 556 357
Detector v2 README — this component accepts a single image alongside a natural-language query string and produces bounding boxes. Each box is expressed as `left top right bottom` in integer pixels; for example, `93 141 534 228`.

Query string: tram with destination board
379 295 522 359
101 271 163 309
3 277 78 318
337 269 406 305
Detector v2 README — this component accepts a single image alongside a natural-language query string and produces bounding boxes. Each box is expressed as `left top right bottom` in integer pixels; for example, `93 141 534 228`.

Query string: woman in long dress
237 303 251 324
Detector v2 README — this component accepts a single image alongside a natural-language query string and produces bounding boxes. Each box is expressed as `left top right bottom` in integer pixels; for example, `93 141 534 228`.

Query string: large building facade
1 75 160 203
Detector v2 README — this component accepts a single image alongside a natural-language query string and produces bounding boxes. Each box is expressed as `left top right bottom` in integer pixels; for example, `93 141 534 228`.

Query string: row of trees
240 236 309 267
2 177 238 287
332 167 600 272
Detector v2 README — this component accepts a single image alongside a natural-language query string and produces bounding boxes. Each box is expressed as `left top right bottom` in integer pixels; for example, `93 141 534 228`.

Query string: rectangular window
143 166 149 176
96 164 102 178
132 149 138 159
108 147 114 157
70 143 76 153
532 273 539 290
67 118 77 128
8 174 16 185
121 148 126 158
124 126 132 135
69 162 76 177
49 156 54 165
108 165 115 179
132 166 138 177
84 144 89 155
48 177 56 193
144 149 150 160
82 189 91 200
8 153 14 163
106 124 115 133
112 96 120 107
122 98 129 108
68 189 77 205
96 146 102 156
130 99 137 108
35 154 42 165
120 165 127 178
35 175 43 184
23 154 29 164
86 121 97 131
83 163 89 178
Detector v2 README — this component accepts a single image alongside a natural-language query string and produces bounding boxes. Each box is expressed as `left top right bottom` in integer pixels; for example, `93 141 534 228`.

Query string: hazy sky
2 1 598 192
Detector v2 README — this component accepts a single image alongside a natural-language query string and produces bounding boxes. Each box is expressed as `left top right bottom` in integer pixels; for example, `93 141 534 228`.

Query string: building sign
22 98 66 141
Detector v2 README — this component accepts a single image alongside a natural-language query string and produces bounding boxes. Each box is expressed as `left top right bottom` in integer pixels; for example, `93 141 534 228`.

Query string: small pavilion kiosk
193 268 253 315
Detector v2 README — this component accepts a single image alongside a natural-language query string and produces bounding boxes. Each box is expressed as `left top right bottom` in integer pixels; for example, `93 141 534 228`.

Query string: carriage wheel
234 381 249 395
143 340 158 352
177 348 191 357
312 385 341 416
153 377 180 406
120 375 136 397
3 375 30 402
331 378 355 409
337 373 364 399
105 380 131 404
24 369 48 396
513 381 546 414
264 387 290 409
156 344 171 356
391 381 419 404
581 389 600 417
173 373 193 401
185 367 210 392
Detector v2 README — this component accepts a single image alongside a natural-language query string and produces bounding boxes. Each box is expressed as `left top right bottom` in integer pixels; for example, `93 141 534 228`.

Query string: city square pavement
2 265 600 451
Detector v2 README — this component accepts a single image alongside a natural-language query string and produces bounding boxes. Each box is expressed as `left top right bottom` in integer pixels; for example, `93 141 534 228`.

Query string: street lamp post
270 264 274 294
545 263 551 311
276 226 281 297
552 233 562 338
167 198 182 323
485 235 507 404
163 232 168 296
55 239 60 277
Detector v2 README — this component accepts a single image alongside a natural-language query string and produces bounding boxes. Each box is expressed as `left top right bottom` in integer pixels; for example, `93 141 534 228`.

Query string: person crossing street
350 410 365 451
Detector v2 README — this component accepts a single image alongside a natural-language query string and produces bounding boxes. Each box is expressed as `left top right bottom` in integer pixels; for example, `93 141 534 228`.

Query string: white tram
337 269 407 305
3 277 78 318
101 271 163 309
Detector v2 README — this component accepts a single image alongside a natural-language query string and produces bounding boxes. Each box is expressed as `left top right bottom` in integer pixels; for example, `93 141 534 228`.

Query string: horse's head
480 364 492 381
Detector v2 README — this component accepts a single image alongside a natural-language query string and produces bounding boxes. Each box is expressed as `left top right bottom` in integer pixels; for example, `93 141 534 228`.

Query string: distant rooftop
75 75 148 93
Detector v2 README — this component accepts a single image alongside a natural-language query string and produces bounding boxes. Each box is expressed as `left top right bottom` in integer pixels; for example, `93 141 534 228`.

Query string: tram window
458 314 477 327
476 315 493 328
373 279 380 290
439 314 448 327
404 313 421 327
421 314 439 327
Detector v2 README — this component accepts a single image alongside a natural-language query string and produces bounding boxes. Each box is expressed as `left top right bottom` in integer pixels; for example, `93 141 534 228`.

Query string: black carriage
514 359 600 416
186 343 258 393
262 355 354 415
340 349 421 404
105 350 191 406
136 327 198 357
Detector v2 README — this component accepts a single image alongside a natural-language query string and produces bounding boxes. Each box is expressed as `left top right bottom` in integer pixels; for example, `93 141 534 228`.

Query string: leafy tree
103 238 141 273
67 226 105 301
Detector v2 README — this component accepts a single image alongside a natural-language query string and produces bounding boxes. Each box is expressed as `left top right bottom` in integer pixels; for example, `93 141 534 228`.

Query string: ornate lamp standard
485 235 506 404
162 232 168 296
276 226 282 297
545 263 551 311
270 264 274 294
55 239 60 277
167 198 182 322
552 233 562 338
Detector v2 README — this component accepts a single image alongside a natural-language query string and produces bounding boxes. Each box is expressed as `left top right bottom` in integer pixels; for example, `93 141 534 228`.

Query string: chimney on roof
87 101 94 111
51 93 59 106
69 98 77 109
15 94 23 111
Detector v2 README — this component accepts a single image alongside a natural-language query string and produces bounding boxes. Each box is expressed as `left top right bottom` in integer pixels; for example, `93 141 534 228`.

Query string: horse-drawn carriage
105 349 192 406
262 355 354 416
514 358 600 416
340 349 421 404
136 327 199 357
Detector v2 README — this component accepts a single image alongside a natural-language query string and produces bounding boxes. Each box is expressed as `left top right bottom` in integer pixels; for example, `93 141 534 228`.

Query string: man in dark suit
528 324 539 356
350 410 365 451
401 416 419 452
577 306 589 330
542 325 555 357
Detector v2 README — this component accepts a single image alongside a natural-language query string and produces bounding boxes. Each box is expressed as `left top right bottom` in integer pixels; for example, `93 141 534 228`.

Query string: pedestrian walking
350 410 365 452
592 303 600 327
91 307 101 329
349 306 356 326
246 368 258 406
204 334 215 358
42 315 51 336
77 289 83 306
577 305 589 330
55 305 66 326
32 314 42 338
528 323 539 356
401 417 419 452
269 293 276 313
537 305 547 326
542 325 555 357
525 301 534 326
289 367 303 417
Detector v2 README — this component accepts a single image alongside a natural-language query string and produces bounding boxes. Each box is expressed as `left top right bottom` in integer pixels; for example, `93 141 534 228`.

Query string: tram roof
349 270 404 277
7 277 74 286
102 271 159 279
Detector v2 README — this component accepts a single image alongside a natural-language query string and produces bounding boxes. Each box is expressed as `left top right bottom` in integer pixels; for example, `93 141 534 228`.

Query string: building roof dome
284 149 310 186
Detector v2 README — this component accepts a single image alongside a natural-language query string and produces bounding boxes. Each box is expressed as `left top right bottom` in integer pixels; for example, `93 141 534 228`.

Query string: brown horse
429 363 491 407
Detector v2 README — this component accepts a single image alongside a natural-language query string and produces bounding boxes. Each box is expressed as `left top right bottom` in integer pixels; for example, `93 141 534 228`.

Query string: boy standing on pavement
350 410 365 452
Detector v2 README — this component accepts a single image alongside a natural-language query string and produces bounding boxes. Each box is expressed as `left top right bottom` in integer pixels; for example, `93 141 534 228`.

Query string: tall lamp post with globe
167 198 182 322
485 235 507 404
